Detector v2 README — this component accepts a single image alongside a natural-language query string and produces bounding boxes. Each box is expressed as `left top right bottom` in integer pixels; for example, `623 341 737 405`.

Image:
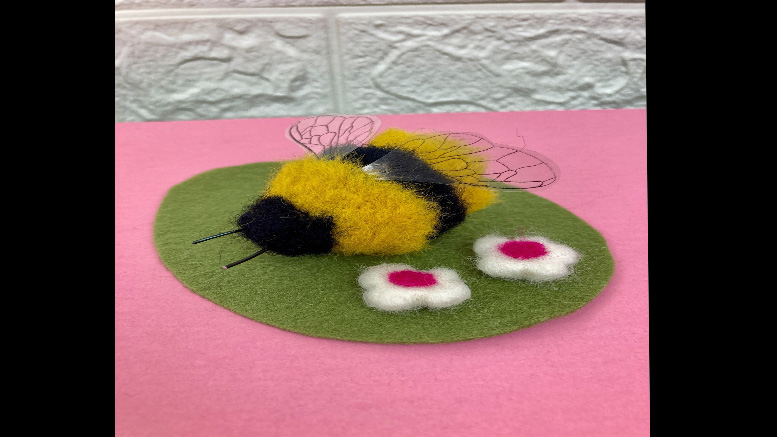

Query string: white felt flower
358 263 471 312
473 235 580 282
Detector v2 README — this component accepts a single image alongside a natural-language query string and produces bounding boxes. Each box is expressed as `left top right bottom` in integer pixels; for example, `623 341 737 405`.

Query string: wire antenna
193 229 241 244
222 248 269 269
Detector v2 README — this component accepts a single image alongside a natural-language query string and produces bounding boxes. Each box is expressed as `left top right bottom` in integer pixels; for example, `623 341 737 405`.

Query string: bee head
237 196 336 257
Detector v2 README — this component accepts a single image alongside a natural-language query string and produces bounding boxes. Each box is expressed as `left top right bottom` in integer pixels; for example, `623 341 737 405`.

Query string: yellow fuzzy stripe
264 157 439 255
369 128 497 213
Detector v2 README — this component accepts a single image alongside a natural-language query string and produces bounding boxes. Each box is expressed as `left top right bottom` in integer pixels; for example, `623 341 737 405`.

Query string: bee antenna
193 229 241 244
222 248 269 269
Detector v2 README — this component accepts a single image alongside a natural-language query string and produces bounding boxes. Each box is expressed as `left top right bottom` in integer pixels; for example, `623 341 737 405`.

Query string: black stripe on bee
237 196 336 256
342 146 467 238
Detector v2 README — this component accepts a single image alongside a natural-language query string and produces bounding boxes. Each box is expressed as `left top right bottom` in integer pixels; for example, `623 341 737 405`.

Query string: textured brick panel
115 16 334 121
115 1 563 10
337 11 646 114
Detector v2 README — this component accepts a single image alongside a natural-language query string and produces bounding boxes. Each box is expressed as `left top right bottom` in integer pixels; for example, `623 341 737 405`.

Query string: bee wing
370 131 560 190
286 114 382 156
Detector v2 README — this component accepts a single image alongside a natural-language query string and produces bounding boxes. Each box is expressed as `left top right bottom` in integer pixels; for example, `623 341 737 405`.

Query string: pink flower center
498 240 548 260
388 270 438 287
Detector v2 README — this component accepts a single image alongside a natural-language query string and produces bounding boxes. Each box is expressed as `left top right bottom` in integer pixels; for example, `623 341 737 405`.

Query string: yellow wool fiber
369 128 497 213
264 157 439 255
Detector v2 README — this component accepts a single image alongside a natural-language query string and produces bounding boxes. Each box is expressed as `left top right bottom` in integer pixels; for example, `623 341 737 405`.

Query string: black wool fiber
237 196 336 256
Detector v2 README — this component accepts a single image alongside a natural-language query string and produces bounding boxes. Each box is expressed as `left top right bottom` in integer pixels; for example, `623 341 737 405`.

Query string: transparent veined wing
368 131 559 190
286 115 382 156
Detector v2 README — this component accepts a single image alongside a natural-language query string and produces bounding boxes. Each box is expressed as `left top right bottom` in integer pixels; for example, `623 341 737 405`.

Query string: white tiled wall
115 1 646 122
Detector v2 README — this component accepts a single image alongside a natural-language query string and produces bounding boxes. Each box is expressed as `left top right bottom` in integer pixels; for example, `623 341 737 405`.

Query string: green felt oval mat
153 162 614 343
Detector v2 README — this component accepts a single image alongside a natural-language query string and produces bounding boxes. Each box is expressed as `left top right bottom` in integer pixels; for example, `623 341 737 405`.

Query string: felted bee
194 115 559 268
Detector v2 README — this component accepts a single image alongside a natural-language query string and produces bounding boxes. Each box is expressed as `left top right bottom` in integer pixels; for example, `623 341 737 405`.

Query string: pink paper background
115 109 648 436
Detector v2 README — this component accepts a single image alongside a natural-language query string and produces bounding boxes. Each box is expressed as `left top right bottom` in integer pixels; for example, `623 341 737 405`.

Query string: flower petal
358 264 471 311
473 235 580 282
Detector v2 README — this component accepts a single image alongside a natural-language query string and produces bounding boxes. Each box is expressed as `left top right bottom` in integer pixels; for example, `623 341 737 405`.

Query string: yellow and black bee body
193 115 558 268
237 144 469 257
